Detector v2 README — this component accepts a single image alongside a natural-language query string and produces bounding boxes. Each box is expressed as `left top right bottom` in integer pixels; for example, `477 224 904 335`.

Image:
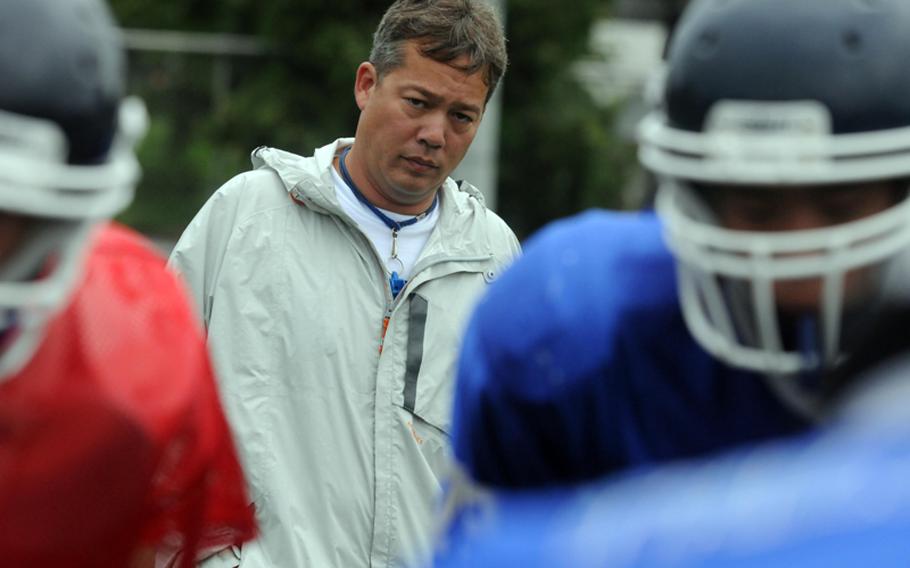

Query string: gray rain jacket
168 139 520 567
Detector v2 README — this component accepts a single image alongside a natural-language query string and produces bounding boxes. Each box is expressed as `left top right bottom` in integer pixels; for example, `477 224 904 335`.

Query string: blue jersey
435 409 910 568
452 210 809 487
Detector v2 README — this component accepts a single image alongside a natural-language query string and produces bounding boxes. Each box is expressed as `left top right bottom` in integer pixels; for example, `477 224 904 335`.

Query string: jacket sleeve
167 174 249 329
495 220 521 262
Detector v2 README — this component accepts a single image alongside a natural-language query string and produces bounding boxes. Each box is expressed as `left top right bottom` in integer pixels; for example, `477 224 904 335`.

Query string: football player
436 0 910 563
0 0 255 566
445 0 910 504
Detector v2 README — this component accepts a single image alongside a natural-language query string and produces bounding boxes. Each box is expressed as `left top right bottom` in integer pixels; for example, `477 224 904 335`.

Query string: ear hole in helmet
842 29 863 55
694 29 720 58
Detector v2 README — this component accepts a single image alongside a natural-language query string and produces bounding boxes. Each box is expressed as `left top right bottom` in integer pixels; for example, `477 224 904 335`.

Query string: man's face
350 39 488 213
709 182 900 312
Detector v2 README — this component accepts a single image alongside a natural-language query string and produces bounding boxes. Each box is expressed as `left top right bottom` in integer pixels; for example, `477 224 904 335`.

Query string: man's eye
453 112 474 124
716 198 782 229
821 202 860 222
820 193 873 223
737 203 778 224
405 98 426 108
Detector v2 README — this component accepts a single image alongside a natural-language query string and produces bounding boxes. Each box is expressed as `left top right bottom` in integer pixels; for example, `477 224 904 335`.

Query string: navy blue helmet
0 0 146 376
639 0 910 394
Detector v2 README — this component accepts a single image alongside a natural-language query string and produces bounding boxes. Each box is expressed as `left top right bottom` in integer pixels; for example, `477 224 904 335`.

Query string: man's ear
354 62 378 111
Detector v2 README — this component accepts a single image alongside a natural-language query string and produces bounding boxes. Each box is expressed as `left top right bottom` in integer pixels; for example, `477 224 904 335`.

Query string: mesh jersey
437 415 910 568
0 223 255 567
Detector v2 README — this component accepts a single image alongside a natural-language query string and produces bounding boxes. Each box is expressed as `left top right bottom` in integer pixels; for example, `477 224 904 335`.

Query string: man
0 0 256 566
168 1 519 565
446 0 910 491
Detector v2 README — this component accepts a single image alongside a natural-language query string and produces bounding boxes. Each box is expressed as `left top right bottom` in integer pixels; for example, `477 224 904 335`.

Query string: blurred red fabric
0 223 256 567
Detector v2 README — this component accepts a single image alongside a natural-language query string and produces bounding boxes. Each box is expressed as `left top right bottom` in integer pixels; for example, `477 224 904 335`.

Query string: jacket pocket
394 293 456 440
394 294 450 490
401 295 429 417
395 270 491 434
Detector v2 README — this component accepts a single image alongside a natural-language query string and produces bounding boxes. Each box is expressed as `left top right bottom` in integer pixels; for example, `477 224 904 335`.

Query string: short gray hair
370 0 508 103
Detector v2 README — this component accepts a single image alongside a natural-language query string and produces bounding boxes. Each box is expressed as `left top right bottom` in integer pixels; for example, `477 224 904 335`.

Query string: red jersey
0 224 256 567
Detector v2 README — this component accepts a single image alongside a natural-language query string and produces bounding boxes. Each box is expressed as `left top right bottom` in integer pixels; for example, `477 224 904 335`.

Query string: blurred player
446 0 910 500
435 0 910 563
0 0 255 566
436 325 910 567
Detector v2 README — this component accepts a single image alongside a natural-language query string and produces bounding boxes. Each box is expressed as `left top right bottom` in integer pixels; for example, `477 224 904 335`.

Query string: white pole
452 0 505 211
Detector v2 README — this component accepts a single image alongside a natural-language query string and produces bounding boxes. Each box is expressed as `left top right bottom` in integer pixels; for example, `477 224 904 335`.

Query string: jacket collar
251 139 494 258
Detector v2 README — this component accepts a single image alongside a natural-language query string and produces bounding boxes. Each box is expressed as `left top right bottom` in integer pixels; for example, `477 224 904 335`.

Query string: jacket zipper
378 305 393 354
311 193 491 356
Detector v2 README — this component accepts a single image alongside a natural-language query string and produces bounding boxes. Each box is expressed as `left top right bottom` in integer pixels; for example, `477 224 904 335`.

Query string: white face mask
640 100 910 377
0 98 146 379
656 179 910 376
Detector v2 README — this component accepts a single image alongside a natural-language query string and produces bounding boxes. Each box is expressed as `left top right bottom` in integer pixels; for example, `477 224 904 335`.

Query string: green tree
499 0 634 238
111 1 388 235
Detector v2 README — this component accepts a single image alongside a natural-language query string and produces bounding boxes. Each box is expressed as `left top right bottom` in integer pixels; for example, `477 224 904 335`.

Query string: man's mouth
403 156 439 170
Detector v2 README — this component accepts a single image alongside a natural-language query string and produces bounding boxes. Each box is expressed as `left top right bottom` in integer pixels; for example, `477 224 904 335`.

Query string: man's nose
417 112 445 150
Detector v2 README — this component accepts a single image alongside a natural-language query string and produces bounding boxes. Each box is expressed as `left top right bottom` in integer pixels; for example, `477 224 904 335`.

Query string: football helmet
639 0 910 379
0 0 146 377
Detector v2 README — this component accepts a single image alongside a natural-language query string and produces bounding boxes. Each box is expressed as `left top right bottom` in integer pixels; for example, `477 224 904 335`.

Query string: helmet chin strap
768 288 895 424
763 371 825 423
756 311 823 422
878 248 910 304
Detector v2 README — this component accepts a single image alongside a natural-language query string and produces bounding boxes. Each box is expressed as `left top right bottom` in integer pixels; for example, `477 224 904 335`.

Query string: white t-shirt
332 166 439 282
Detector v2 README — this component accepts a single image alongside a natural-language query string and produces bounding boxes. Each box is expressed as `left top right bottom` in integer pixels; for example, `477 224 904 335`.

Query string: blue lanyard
339 146 438 231
339 146 437 298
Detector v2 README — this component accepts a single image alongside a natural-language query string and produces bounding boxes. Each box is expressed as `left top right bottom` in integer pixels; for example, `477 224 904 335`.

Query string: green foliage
500 0 634 238
110 0 384 235
109 0 633 239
